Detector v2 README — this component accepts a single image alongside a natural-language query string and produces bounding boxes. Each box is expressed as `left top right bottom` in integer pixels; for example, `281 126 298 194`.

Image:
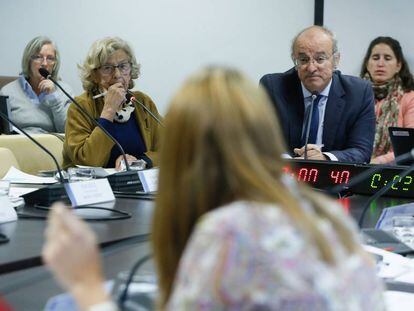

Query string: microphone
39 68 141 192
303 93 318 160
126 91 164 127
0 110 67 205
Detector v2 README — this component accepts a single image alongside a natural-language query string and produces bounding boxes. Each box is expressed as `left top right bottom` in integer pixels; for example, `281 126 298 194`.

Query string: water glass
67 167 95 182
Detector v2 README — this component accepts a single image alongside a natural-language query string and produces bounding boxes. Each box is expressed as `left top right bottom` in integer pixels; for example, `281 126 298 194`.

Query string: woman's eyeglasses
98 62 132 75
31 55 56 64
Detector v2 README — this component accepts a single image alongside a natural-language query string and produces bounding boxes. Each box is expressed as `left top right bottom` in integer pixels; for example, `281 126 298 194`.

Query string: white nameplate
64 179 115 207
138 168 159 193
0 196 18 223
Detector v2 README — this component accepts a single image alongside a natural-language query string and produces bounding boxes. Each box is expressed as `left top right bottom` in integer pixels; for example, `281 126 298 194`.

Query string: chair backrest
0 76 18 89
0 147 20 178
0 134 64 175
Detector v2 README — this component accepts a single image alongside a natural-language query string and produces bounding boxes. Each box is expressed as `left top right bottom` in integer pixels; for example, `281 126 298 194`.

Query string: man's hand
294 144 327 160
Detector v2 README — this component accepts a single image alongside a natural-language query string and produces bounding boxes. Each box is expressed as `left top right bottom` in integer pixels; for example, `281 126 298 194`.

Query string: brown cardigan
62 90 162 169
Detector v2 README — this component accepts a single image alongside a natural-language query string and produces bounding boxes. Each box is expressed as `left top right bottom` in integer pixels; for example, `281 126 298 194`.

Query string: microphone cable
126 92 164 128
118 253 153 309
0 110 65 183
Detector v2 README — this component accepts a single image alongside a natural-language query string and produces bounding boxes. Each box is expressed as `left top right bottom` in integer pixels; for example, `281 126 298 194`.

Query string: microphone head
125 93 133 103
39 68 50 79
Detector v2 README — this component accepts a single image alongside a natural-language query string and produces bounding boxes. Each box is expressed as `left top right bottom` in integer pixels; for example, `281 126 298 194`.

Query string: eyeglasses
294 54 333 67
98 62 132 75
31 55 56 64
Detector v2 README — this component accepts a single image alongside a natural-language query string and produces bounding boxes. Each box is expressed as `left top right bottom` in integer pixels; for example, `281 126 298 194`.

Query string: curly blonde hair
79 37 140 92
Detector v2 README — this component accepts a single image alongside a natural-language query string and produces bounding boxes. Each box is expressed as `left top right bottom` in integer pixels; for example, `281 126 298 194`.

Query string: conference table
1 190 414 309
0 196 155 310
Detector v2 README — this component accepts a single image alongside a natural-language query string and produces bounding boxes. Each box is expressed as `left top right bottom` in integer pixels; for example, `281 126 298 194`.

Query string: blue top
98 113 146 168
18 74 59 104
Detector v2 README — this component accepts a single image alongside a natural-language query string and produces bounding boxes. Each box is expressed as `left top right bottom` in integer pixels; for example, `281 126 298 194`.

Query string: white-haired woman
62 37 162 170
0 36 73 133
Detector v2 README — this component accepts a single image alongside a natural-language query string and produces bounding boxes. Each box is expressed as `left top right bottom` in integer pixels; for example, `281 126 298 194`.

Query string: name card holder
138 168 159 193
64 178 115 207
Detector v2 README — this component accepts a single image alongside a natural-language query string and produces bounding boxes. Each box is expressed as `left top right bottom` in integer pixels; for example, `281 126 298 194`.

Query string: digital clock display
283 159 414 198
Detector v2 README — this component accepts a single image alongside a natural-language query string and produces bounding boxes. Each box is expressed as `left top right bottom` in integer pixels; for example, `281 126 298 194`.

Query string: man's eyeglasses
294 54 333 67
31 55 56 64
98 62 132 75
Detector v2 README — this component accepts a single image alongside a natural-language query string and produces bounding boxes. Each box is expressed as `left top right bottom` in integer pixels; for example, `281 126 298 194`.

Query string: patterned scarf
364 74 404 157
92 88 135 123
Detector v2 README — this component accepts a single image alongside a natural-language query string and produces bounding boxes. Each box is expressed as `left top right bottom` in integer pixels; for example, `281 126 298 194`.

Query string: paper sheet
2 166 57 184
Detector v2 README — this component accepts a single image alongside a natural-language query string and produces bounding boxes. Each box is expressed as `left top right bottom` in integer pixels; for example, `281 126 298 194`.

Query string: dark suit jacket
260 68 375 163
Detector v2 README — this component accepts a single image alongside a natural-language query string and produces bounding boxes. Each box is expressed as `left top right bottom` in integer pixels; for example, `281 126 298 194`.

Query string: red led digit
309 168 318 183
340 170 350 184
298 168 318 183
298 168 308 182
330 170 340 184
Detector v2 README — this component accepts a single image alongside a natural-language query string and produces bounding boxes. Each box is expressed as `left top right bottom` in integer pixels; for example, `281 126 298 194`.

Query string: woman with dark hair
42 67 384 310
360 36 414 164
0 36 73 133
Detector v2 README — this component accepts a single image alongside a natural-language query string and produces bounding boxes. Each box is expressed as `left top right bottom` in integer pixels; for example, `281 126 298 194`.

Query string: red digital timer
283 159 414 198
283 165 351 185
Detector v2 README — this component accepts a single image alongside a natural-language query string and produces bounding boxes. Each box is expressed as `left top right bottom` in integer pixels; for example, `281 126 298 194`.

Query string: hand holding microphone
38 78 56 94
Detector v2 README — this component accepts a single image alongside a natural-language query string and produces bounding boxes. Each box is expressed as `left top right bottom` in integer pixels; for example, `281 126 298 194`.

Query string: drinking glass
67 167 95 182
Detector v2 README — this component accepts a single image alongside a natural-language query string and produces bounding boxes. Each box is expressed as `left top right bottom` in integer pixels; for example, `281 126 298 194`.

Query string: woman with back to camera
42 67 384 310
0 36 73 133
62 37 162 170
361 36 414 164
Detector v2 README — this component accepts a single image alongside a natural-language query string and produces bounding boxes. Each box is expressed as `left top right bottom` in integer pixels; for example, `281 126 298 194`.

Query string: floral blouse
166 200 385 310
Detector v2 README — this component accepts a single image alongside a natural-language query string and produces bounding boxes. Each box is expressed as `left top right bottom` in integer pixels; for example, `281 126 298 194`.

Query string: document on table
2 166 57 184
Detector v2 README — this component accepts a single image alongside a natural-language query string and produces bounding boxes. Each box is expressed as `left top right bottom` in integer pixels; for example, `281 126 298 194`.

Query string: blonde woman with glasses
62 37 162 170
0 36 73 133
43 67 384 310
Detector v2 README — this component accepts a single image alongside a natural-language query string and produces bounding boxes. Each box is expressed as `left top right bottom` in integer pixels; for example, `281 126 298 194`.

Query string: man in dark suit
260 26 375 163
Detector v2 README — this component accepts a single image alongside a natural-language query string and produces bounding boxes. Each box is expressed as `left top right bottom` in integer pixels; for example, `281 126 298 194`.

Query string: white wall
325 0 414 77
0 0 313 114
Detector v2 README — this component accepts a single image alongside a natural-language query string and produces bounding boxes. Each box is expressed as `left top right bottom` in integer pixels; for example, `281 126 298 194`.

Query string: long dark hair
360 36 414 91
